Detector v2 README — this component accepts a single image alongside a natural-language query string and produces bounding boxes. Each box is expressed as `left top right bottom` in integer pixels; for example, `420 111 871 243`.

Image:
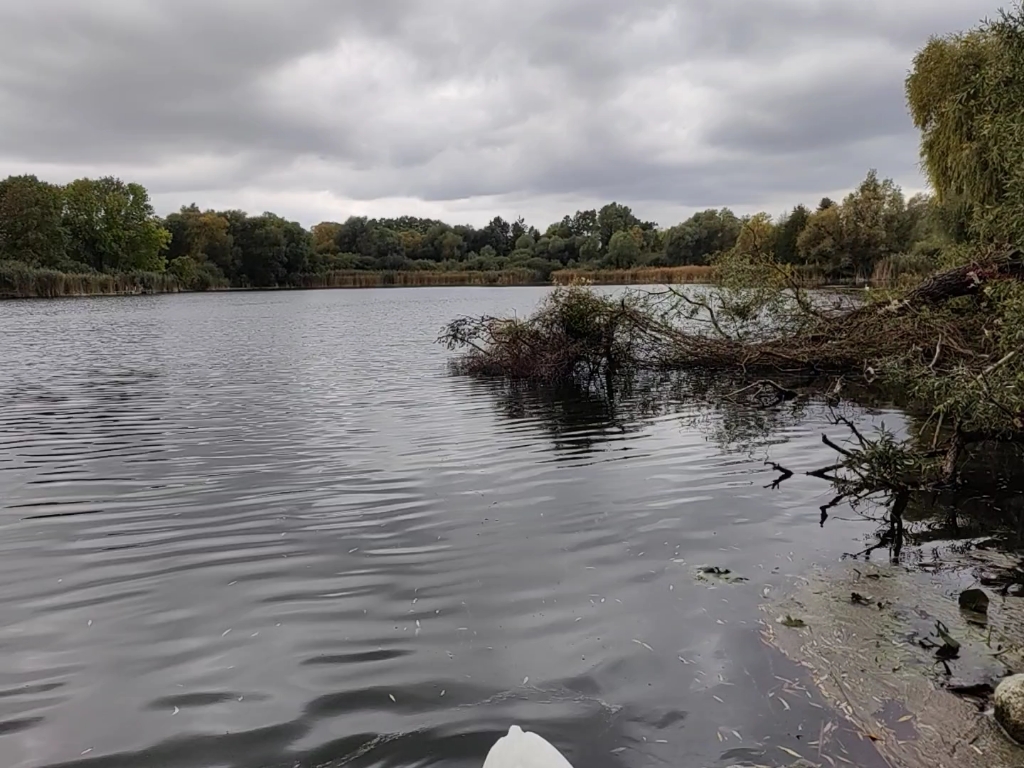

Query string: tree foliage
0 175 67 269
907 3 1024 244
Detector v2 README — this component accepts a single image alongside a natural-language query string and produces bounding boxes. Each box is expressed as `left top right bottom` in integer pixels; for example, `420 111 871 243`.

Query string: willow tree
906 3 1024 244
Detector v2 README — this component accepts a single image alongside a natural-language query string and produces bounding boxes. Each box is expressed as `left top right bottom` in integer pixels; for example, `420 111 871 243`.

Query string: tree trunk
878 249 1023 316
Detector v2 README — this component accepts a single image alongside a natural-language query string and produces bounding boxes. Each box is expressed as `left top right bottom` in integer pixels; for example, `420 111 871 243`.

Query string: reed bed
0 262 180 299
291 269 540 288
870 253 940 287
551 266 715 285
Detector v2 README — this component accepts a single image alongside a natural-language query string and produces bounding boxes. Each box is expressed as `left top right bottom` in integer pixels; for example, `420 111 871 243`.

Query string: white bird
482 726 575 768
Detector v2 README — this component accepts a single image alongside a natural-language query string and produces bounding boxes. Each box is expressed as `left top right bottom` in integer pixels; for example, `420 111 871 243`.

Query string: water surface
0 288 899 768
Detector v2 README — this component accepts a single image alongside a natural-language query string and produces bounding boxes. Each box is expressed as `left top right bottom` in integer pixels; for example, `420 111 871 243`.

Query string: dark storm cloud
0 0 999 224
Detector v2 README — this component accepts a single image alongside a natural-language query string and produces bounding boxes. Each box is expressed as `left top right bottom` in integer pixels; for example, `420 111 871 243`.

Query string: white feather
482 726 574 768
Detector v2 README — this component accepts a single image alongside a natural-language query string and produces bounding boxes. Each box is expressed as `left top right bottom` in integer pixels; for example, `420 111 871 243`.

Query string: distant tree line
0 169 965 290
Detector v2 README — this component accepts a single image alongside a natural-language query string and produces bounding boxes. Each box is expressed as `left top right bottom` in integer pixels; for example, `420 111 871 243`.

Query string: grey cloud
0 0 1000 226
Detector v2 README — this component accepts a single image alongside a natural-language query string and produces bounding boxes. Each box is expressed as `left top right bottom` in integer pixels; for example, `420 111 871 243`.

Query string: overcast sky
0 1 998 229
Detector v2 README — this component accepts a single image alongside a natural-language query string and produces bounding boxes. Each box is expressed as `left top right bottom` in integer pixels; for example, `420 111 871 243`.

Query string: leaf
934 620 961 659
779 746 804 759
935 621 959 648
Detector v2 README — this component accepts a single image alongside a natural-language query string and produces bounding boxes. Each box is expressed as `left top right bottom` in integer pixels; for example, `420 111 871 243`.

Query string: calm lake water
0 288 904 768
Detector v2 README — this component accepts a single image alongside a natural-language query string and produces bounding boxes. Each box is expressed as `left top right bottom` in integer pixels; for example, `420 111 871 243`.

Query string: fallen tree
439 246 1022 384
439 245 1024 508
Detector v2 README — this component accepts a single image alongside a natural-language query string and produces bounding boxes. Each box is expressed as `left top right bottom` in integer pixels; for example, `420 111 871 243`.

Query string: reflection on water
0 288 1012 768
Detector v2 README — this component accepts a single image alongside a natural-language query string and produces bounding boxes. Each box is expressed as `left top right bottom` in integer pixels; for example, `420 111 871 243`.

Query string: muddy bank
763 551 1024 768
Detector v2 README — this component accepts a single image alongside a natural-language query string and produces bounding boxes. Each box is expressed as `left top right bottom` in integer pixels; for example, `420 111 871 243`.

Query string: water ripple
0 289 897 768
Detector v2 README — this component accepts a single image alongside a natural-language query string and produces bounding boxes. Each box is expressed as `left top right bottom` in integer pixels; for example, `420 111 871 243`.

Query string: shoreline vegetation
441 5 1024 732
0 263 722 299
1 260 908 299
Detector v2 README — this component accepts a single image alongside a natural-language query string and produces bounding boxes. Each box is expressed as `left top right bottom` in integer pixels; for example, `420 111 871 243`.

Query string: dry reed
291 269 540 289
551 266 715 285
0 262 180 299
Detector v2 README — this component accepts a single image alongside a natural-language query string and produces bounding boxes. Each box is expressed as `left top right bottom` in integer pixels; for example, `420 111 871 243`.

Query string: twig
807 462 846 480
929 335 943 371
931 411 944 450
822 434 855 458
982 349 1017 377
765 461 794 490
833 414 869 448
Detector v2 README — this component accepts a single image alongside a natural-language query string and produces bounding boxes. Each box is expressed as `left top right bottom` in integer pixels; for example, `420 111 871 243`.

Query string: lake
0 287 904 768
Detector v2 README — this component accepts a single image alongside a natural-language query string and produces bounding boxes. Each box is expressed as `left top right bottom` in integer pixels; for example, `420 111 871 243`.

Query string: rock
959 588 990 614
994 674 1024 744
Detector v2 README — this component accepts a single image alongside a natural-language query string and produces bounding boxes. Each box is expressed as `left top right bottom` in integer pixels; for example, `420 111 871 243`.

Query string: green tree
906 7 1024 243
228 213 311 287
796 171 910 277
773 205 810 264
515 233 536 251
731 213 776 261
797 205 845 270
0 175 67 268
481 216 513 255
606 230 640 268
510 216 528 245
840 170 910 276
578 236 601 263
164 205 233 280
62 177 169 272
664 208 741 265
597 202 639 249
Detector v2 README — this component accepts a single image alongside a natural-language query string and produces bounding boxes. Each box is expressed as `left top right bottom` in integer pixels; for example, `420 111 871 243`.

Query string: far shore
0 265 717 300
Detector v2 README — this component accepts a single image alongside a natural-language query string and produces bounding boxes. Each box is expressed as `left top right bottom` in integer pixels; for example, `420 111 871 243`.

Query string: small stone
959 588 990 614
994 674 1024 744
